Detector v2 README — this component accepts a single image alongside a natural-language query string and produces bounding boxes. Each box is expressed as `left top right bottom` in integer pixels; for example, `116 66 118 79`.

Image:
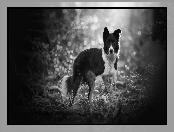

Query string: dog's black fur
61 27 122 105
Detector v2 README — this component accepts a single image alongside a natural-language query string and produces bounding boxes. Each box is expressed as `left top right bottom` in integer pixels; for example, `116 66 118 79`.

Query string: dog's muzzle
109 49 113 54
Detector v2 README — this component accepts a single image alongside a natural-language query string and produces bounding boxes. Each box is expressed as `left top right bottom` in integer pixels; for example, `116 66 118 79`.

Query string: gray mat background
1 1 173 132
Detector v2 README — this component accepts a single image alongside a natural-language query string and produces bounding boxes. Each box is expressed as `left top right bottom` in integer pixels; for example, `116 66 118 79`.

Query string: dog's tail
60 62 85 103
60 75 73 99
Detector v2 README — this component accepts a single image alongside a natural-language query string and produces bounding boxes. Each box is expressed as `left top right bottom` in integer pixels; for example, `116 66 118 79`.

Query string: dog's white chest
103 60 115 75
102 50 116 76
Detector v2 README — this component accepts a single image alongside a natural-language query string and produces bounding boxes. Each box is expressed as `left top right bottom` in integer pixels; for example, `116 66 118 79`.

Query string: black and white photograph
8 7 167 125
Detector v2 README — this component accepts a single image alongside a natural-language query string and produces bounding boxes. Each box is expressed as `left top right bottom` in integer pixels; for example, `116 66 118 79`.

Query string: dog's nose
110 49 113 54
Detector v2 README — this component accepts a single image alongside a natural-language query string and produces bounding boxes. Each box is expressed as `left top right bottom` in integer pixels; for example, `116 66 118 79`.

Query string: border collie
60 27 122 105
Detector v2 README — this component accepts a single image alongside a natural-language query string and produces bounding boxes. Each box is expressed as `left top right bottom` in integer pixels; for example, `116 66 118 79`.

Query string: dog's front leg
112 70 125 87
112 70 118 85
102 74 109 85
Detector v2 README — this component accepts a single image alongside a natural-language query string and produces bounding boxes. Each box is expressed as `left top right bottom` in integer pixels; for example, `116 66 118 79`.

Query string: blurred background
8 6 166 124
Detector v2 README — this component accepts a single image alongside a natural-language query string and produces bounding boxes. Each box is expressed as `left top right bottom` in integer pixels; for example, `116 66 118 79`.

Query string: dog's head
103 27 121 57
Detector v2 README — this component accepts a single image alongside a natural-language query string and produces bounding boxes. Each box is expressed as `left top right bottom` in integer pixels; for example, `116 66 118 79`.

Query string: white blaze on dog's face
103 27 121 59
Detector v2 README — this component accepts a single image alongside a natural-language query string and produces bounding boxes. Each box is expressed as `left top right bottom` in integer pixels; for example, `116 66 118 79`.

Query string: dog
60 27 122 105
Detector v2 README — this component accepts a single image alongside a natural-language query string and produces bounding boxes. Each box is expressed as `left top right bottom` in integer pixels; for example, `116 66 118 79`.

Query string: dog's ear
103 27 109 42
113 29 122 39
